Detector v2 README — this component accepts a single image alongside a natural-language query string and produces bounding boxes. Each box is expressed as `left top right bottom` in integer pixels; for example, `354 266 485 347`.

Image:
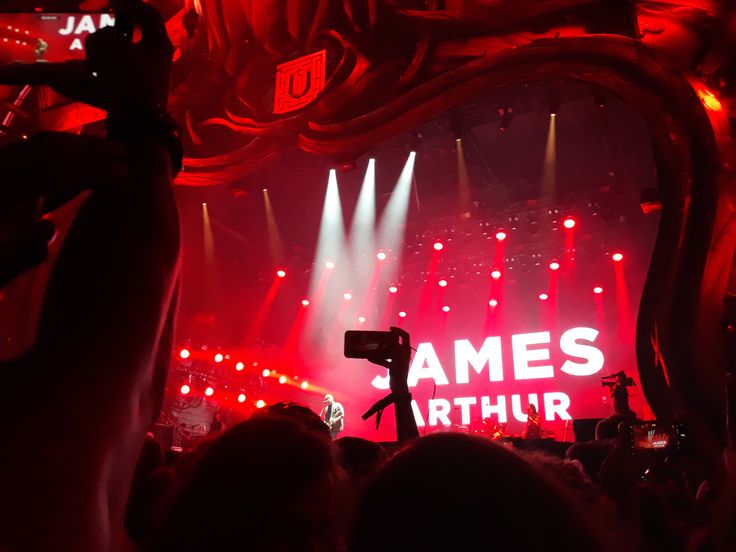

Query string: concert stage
165 81 658 442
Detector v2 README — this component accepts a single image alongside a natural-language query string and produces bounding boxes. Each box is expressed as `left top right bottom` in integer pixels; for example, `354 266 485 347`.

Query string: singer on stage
320 394 344 440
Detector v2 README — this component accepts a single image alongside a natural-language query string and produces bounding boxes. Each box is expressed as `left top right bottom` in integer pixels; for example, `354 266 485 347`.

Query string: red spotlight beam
416 249 441 325
358 262 383 322
614 262 634 346
302 265 334 335
244 277 283 343
543 269 559 331
283 302 309 357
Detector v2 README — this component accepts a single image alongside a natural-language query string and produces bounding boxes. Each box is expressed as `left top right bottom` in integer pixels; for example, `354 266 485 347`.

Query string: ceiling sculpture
1 0 735 438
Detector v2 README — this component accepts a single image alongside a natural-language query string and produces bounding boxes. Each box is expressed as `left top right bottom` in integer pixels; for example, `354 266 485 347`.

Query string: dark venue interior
0 0 735 551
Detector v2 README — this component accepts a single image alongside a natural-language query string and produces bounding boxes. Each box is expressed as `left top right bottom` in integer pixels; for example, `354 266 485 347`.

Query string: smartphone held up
344 330 402 359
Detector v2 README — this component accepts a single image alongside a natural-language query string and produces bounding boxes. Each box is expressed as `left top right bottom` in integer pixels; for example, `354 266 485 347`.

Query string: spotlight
325 260 336 269
398 311 407 318
301 381 309 390
204 386 214 397
539 293 549 301
262 369 270 378
612 252 623 262
179 348 190 359
451 112 464 142
235 361 245 371
593 90 608 109
433 241 444 251
376 251 387 261
527 213 541 234
549 261 560 271
276 269 286 278
278 375 286 384
593 286 603 294
442 305 451 313
237 393 246 403
438 279 448 287
214 353 224 363
697 86 723 112
491 270 502 280
336 156 358 173
547 90 560 117
343 292 352 301
563 217 576 229
358 316 366 324
301 299 310 306
409 130 422 151
256 400 266 409
489 299 498 307
388 286 398 294
180 384 191 395
498 107 514 131
495 230 507 241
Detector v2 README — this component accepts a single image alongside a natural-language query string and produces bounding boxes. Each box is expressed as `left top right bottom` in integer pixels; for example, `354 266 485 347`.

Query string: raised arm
0 2 182 550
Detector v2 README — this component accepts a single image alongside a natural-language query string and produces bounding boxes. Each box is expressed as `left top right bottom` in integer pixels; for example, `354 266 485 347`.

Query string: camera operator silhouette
602 371 636 417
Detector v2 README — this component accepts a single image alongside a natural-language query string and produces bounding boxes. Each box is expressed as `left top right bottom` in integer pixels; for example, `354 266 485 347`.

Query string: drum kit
467 418 506 440
443 418 555 440
437 418 507 439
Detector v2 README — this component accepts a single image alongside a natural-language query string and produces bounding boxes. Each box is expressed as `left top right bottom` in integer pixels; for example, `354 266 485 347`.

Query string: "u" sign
273 50 327 114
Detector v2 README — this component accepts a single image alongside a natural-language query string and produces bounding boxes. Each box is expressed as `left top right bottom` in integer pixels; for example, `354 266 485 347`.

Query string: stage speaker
573 418 603 442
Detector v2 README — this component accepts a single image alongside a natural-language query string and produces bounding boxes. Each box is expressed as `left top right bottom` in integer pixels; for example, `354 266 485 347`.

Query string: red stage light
376 251 387 261
495 230 507 241
235 361 245 371
549 261 560 271
593 286 603 294
301 381 309 390
237 393 246 403
204 386 214 397
325 260 336 269
256 399 266 409
433 241 444 251
343 292 352 301
438 279 448 288
489 299 498 307
180 384 191 395
491 270 502 280
697 86 723 112
388 285 398 294
276 269 286 278
214 353 224 363
179 348 190 359
612 252 623 262
563 217 576 229
301 299 310 306
278 375 287 384
358 316 366 324
398 311 407 318
262 369 270 378
539 293 549 301
442 305 451 313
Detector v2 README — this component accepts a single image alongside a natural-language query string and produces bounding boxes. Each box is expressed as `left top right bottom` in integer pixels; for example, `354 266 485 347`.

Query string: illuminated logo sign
273 50 327 114
56 14 115 51
369 327 605 427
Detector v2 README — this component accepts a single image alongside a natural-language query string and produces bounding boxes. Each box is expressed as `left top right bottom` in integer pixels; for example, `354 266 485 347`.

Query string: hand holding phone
345 327 411 392
620 421 687 456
